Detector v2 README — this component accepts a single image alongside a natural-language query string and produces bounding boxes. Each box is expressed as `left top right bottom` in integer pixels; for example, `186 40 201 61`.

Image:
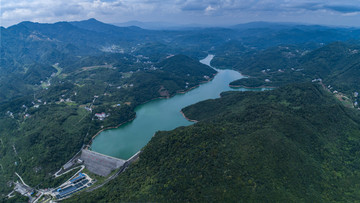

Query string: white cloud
205 5 216 13
1 0 360 27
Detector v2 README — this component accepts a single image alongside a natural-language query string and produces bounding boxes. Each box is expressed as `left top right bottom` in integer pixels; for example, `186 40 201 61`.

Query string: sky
1 0 360 27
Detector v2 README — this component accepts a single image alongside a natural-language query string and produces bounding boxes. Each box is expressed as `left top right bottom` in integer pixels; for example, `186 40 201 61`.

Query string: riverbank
87 55 220 149
89 54 245 160
88 75 218 148
176 73 217 94
229 84 276 89
87 116 137 147
180 110 198 122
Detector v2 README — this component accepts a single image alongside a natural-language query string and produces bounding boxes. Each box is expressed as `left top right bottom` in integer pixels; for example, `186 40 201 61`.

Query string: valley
1 19 360 202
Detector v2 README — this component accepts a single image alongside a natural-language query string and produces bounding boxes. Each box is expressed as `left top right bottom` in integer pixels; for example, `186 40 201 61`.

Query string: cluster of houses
6 111 14 118
84 106 92 112
261 69 271 73
95 112 109 121
117 83 134 89
311 78 322 83
261 68 285 74
59 97 73 103
354 92 359 108
324 84 360 109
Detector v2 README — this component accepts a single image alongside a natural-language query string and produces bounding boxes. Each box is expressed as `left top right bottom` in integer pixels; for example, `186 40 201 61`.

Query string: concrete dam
80 149 126 176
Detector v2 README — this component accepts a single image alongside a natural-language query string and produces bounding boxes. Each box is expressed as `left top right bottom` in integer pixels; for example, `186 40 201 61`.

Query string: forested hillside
1 19 360 202
68 83 360 202
214 42 360 98
0 50 215 198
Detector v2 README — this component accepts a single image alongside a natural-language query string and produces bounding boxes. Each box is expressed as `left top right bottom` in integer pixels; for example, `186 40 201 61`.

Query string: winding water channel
91 55 269 159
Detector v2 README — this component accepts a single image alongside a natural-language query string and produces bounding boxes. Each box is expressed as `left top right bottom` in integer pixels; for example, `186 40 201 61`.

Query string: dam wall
80 149 125 176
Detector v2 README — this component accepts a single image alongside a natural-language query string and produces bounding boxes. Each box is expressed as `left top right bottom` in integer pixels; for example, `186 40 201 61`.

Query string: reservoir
91 55 268 159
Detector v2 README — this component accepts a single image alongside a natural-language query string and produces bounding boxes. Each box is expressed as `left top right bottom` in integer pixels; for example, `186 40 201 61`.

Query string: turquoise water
91 55 268 159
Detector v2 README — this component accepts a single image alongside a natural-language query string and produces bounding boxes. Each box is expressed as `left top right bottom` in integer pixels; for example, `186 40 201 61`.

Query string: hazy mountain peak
70 18 143 33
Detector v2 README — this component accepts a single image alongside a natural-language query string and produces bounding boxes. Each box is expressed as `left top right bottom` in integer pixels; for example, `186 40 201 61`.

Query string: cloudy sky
1 0 360 27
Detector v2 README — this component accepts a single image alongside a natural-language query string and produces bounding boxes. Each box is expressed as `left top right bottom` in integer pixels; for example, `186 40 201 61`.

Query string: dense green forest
212 42 360 97
1 19 360 202
0 51 215 198
67 83 360 202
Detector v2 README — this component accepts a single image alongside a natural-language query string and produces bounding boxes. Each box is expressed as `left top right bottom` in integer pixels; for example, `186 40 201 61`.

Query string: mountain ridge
67 83 360 202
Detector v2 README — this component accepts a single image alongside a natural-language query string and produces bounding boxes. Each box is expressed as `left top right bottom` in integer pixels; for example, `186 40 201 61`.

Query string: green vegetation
0 104 136 195
0 51 215 199
213 42 360 99
67 83 360 202
2 19 360 201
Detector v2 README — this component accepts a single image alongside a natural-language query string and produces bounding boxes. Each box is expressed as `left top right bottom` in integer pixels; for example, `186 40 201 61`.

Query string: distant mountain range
113 20 360 30
1 18 359 103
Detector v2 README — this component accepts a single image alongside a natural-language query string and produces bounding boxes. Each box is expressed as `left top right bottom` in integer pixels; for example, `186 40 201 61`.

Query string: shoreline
229 84 276 89
176 73 217 94
213 67 250 78
87 73 217 148
87 116 136 147
180 110 198 123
